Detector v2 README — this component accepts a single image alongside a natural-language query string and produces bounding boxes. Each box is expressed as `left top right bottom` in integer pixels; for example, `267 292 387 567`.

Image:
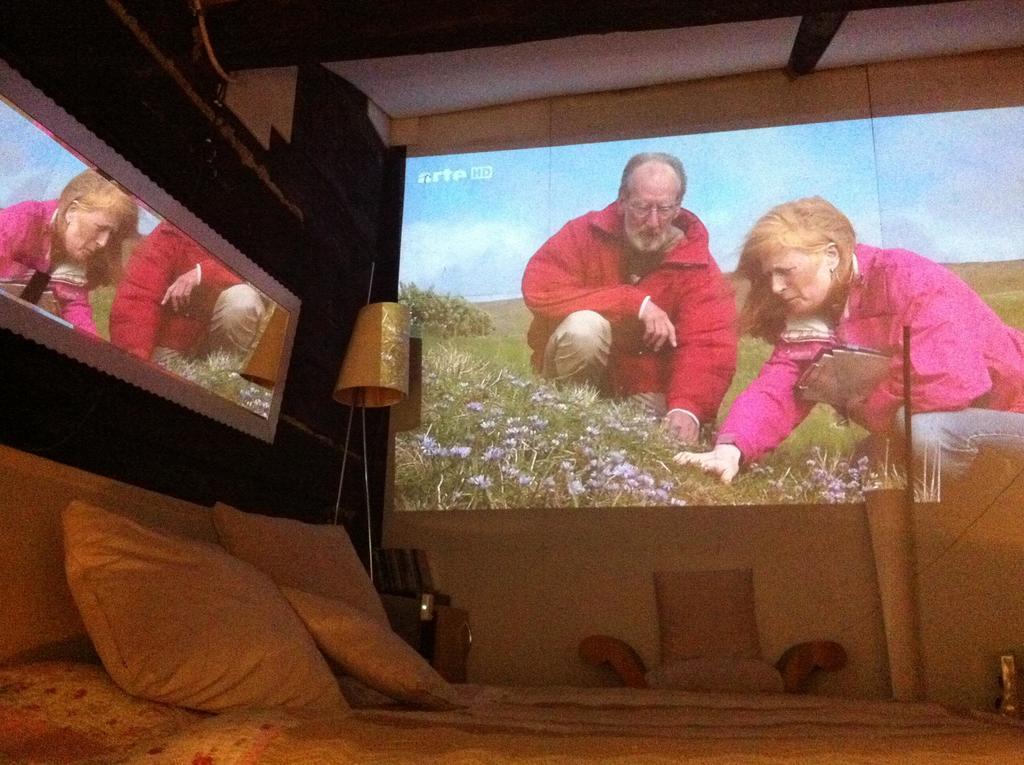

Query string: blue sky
401 106 1024 301
0 99 160 234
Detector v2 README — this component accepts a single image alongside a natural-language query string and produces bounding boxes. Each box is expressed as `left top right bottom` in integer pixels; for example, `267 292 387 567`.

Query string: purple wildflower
483 446 505 462
467 474 492 489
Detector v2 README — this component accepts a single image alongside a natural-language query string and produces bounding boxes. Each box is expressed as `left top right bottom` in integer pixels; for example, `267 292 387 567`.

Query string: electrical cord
191 0 234 83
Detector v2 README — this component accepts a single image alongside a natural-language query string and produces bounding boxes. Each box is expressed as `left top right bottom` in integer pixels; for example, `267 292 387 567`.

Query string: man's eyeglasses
626 201 679 220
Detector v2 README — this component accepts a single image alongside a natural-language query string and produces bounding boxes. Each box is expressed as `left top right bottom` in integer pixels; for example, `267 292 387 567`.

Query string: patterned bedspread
3 663 1022 764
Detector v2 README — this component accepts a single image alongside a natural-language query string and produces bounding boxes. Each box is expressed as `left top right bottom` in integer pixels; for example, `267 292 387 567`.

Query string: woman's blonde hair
53 169 139 287
737 196 856 342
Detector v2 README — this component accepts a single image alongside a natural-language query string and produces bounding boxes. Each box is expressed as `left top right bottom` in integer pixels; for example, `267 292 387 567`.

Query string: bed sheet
3 663 1022 765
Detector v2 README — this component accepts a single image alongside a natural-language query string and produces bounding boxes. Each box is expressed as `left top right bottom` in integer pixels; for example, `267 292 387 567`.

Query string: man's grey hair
617 152 687 202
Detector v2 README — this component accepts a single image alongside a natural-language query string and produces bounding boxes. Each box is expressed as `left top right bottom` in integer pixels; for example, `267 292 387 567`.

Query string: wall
391 47 1023 154
383 46 1024 710
385 472 1024 709
0 3 397 546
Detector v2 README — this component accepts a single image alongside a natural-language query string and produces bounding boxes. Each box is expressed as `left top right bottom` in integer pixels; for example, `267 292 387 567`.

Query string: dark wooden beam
204 1 966 70
786 11 847 76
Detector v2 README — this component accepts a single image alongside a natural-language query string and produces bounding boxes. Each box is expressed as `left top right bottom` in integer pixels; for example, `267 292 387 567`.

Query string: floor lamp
333 301 411 584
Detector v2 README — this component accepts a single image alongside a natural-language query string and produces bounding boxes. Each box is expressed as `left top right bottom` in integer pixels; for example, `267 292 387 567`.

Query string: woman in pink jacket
0 169 139 335
676 196 1024 483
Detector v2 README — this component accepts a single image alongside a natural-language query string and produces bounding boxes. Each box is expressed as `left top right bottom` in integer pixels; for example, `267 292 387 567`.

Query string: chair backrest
653 568 763 663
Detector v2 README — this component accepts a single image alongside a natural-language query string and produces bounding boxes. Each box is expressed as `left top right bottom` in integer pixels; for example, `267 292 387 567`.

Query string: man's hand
161 268 201 311
638 300 677 351
663 410 700 445
673 443 742 484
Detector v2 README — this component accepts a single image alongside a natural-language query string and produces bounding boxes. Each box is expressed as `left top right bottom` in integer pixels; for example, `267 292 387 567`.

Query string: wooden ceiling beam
786 11 848 76
204 0 964 71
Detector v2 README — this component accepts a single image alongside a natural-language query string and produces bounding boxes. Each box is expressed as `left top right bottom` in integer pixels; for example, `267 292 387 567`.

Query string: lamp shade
334 301 410 407
241 305 290 387
391 333 422 431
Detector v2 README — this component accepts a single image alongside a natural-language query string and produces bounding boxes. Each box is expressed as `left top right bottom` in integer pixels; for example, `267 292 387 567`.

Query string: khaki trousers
541 309 667 417
153 283 267 364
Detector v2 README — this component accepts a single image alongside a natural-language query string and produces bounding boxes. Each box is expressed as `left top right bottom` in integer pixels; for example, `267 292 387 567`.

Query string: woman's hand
673 443 742 484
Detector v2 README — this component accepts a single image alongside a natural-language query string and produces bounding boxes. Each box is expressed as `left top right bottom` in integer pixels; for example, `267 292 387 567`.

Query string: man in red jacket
521 153 737 444
109 221 266 365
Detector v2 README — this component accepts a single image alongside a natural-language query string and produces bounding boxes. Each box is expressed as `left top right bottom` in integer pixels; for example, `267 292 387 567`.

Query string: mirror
0 60 299 442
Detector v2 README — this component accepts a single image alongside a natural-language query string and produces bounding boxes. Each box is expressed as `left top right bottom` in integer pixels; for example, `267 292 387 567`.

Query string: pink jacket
718 245 1024 463
0 200 97 334
522 203 737 422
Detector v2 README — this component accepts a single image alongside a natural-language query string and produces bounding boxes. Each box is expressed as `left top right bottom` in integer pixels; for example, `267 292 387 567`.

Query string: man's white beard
626 226 670 254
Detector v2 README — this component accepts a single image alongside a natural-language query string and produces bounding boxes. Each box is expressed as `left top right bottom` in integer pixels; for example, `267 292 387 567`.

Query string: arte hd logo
417 165 494 184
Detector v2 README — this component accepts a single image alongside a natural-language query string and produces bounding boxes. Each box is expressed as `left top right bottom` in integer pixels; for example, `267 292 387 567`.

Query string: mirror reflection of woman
676 196 1024 488
0 169 139 335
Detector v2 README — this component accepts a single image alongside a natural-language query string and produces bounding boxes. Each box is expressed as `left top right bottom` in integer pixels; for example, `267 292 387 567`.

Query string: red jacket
110 222 242 359
521 203 737 422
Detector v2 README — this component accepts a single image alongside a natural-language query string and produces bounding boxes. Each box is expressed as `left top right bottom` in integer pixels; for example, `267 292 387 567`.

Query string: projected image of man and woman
0 96 280 419
395 105 1024 510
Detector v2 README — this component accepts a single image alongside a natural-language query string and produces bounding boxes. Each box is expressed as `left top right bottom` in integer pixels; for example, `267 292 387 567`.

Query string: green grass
159 350 273 417
89 285 115 340
983 290 1024 329
445 332 532 375
448 313 866 466
394 340 881 509
395 295 879 509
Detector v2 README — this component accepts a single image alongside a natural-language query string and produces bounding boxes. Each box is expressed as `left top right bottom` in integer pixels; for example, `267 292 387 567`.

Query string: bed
2 444 1021 764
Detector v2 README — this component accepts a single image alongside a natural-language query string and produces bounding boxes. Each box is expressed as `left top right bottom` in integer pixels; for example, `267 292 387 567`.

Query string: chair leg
579 635 649 688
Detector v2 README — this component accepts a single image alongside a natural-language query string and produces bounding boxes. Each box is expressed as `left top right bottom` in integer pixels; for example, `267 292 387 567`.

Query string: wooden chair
579 569 846 694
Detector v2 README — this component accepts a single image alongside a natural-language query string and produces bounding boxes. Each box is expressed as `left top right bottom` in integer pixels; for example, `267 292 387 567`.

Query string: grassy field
395 258 1024 509
449 294 866 460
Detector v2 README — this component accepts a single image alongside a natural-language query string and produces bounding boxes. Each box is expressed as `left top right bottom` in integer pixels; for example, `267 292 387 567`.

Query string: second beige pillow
282 586 463 710
213 502 387 624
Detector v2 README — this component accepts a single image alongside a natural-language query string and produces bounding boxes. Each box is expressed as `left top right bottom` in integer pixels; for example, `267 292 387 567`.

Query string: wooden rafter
786 11 849 76
203 1 965 71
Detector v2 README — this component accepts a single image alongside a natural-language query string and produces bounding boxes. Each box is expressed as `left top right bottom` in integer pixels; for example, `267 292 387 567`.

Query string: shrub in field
393 343 889 510
399 283 494 338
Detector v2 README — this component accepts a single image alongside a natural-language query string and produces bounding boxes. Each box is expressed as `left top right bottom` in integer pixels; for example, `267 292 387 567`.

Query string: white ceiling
326 0 1024 119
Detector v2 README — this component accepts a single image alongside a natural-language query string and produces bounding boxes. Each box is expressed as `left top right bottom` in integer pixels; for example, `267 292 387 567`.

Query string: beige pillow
281 586 462 710
62 500 344 714
213 502 387 624
646 657 785 694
